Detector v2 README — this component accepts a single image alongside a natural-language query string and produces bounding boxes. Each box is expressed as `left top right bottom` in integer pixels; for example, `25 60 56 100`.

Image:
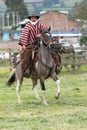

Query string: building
40 10 77 32
40 10 82 44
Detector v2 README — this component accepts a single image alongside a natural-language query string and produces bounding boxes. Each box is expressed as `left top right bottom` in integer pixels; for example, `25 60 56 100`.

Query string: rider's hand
36 34 41 38
22 45 26 50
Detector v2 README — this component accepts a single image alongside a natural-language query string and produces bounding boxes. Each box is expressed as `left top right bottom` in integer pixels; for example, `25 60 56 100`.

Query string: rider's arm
19 23 30 46
38 20 50 30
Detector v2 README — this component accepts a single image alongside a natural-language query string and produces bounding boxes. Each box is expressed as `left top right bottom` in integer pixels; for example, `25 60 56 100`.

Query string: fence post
8 49 12 71
70 45 75 72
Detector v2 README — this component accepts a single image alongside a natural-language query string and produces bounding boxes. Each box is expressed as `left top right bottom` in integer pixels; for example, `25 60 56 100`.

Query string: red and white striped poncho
19 20 48 46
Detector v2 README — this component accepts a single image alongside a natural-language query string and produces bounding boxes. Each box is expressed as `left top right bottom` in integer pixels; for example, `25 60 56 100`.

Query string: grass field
0 67 87 130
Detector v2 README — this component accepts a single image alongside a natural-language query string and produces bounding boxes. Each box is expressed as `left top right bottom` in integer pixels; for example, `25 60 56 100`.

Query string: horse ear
48 26 51 31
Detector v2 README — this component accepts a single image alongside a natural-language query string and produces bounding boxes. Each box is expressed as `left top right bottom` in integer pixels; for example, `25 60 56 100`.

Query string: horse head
40 29 53 46
50 43 66 54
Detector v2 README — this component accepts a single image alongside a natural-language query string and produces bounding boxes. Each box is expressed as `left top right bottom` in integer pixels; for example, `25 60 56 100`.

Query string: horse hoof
43 100 49 106
55 93 60 99
55 96 59 99
18 100 22 105
37 98 41 103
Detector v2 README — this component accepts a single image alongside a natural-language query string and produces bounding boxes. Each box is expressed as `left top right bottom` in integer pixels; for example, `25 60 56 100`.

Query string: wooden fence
61 45 87 72
0 45 87 72
0 48 20 70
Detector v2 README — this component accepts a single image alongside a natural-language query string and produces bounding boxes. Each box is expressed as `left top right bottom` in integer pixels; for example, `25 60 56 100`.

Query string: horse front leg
51 74 60 99
32 79 41 102
40 79 48 106
55 79 60 99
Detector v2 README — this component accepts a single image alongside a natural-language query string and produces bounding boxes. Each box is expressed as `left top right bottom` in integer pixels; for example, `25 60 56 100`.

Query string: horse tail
6 68 16 86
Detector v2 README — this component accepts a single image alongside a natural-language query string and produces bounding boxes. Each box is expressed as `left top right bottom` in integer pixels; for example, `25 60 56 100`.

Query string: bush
80 35 87 46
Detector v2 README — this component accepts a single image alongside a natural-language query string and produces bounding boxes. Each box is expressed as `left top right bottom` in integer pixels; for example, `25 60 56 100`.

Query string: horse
6 29 66 105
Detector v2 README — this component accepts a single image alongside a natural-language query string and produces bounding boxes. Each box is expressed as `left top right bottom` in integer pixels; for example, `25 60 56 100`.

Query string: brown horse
6 30 66 105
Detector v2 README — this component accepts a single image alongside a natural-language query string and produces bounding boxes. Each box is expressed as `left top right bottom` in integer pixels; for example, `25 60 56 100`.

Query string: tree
4 0 28 20
80 35 87 46
69 0 87 20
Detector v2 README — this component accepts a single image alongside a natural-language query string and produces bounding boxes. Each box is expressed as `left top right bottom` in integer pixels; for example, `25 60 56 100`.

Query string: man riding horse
15 14 48 72
14 14 62 73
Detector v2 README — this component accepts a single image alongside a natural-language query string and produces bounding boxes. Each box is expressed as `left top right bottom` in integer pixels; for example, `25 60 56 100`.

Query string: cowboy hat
28 14 40 19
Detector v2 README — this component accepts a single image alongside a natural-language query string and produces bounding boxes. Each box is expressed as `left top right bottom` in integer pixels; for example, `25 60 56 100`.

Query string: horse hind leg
16 78 23 104
16 65 23 104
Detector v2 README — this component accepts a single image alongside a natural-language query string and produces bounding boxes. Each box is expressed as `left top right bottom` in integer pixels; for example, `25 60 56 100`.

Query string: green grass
0 67 87 130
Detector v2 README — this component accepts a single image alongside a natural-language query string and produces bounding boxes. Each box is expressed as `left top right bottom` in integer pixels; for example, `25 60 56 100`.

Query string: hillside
24 0 82 6
24 0 83 13
63 0 82 6
0 0 83 14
